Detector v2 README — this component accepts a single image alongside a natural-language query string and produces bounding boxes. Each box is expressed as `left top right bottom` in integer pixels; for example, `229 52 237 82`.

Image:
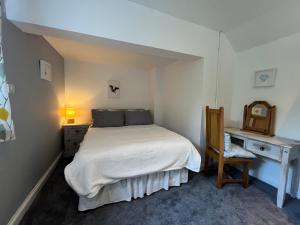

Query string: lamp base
67 118 75 124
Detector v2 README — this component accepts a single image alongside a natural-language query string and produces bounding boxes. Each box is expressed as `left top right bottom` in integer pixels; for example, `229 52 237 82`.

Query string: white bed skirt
78 168 189 211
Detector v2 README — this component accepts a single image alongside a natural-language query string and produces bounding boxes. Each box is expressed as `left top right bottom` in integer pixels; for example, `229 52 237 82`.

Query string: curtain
0 10 15 142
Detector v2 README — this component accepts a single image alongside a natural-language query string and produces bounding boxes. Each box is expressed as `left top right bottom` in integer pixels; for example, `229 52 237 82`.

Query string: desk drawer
246 140 282 161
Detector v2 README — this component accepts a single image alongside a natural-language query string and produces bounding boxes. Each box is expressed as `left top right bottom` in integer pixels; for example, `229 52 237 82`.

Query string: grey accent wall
0 19 65 224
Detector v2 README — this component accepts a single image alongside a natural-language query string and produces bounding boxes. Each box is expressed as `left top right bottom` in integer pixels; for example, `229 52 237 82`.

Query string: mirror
242 101 276 136
251 104 268 117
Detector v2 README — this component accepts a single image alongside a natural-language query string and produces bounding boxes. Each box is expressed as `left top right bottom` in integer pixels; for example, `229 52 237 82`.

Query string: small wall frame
242 101 276 136
107 80 120 99
254 68 276 87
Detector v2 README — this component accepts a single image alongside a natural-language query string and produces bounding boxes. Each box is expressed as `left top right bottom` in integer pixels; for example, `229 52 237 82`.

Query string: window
0 4 15 142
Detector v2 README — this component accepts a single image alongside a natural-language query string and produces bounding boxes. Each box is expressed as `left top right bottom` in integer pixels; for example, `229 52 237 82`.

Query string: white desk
225 127 300 208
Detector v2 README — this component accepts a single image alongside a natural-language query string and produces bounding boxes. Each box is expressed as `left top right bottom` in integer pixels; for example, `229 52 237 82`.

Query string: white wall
65 60 151 124
231 32 300 198
150 33 235 154
157 60 204 151
149 67 164 125
217 34 236 126
6 0 235 107
6 0 219 57
6 0 236 154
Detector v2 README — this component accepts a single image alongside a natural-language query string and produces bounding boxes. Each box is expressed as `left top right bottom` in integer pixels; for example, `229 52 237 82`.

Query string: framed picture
254 68 276 87
108 80 120 98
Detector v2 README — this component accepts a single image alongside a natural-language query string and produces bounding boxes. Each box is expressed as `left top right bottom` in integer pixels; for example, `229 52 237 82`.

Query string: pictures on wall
108 80 120 98
0 12 15 142
254 68 276 87
39 59 52 82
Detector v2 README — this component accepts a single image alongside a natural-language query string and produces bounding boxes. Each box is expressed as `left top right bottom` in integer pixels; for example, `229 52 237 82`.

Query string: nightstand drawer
64 140 81 157
63 124 89 157
65 135 84 143
65 146 79 157
67 140 81 148
246 139 282 161
67 127 88 137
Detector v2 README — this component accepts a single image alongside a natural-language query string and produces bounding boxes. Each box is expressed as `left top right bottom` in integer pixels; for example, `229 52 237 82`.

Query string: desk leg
277 149 290 208
290 157 300 198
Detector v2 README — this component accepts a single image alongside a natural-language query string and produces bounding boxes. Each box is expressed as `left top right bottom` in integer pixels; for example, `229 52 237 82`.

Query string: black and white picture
108 80 120 98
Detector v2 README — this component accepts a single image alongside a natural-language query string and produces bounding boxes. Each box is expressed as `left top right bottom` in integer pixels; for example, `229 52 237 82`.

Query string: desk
225 127 300 208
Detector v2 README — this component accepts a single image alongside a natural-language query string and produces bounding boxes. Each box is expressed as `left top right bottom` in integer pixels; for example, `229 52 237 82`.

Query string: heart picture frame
254 68 276 87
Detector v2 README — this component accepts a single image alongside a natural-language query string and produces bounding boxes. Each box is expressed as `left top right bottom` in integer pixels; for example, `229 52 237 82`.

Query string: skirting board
7 152 62 225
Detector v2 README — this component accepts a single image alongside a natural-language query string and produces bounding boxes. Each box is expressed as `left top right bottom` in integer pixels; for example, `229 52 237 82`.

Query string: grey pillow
92 110 124 127
125 110 153 126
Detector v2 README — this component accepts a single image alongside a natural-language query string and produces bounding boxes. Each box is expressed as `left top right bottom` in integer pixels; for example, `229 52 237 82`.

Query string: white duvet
64 125 201 198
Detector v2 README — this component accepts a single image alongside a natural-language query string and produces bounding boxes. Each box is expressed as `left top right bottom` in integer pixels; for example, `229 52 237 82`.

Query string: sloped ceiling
45 36 199 69
130 0 300 51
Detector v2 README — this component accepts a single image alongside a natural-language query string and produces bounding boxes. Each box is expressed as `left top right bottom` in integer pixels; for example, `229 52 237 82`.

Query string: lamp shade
65 107 76 124
65 107 76 118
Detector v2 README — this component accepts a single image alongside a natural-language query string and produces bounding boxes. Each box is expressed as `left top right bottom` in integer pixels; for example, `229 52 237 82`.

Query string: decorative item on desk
242 101 276 136
65 107 76 124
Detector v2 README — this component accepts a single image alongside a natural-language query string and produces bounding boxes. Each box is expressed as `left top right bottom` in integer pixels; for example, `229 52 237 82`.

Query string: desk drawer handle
252 143 267 151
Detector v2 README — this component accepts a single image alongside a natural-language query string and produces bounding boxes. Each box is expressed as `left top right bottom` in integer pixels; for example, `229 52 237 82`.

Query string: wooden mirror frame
242 101 276 136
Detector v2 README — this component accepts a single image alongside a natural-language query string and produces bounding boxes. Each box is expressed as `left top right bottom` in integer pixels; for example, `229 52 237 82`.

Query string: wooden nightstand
63 124 89 157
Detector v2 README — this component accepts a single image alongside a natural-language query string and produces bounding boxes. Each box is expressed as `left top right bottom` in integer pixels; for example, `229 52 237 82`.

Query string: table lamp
65 107 76 124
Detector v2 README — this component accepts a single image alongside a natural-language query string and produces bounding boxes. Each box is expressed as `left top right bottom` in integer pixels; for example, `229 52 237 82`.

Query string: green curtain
0 16 15 142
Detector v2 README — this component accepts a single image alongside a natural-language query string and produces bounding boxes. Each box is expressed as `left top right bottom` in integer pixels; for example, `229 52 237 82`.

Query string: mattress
65 124 201 199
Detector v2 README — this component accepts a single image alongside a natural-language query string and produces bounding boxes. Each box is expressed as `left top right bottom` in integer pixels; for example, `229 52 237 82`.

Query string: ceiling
130 0 300 51
45 36 199 69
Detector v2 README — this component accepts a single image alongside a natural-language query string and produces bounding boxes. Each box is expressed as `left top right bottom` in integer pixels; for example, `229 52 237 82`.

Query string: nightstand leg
277 149 290 208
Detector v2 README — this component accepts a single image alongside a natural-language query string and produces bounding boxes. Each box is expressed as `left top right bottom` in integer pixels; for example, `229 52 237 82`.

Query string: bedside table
63 124 89 157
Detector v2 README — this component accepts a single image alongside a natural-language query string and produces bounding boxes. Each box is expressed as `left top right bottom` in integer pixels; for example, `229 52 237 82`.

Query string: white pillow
223 133 256 158
224 143 256 158
224 133 231 152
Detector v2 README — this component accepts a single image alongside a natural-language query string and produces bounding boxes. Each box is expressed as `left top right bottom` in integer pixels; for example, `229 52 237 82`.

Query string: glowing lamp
65 107 76 124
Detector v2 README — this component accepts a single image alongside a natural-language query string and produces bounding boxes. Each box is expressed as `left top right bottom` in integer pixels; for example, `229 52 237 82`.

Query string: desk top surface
225 127 300 149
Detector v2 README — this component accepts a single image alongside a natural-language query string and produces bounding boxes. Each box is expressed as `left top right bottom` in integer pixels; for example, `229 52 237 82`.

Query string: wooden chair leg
204 150 210 174
210 157 214 167
217 160 224 188
242 162 250 188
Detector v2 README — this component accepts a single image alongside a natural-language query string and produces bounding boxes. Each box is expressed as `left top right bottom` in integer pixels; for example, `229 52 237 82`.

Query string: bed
64 112 201 211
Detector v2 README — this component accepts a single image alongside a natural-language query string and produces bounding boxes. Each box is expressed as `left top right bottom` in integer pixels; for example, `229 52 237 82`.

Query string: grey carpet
20 159 300 225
